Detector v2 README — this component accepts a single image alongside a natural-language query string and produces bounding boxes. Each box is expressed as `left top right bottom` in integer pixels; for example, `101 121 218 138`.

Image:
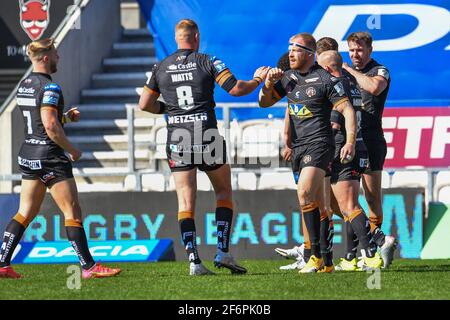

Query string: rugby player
318 50 382 270
139 19 269 275
259 33 357 273
276 52 308 271
343 31 397 268
0 39 121 279
276 38 342 271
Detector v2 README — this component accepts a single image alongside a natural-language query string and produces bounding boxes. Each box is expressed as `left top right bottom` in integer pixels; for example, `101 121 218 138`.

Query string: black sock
302 206 321 258
303 248 311 263
349 210 377 258
320 216 333 266
372 227 386 247
0 220 25 267
216 207 233 253
179 218 201 264
66 226 95 270
345 220 358 261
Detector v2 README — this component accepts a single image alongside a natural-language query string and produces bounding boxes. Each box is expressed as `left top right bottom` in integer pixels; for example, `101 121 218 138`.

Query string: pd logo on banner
11 239 174 264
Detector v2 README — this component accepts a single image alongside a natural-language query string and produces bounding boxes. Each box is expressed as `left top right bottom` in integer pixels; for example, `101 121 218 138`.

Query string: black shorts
330 146 369 184
166 137 227 172
365 138 387 172
291 141 334 176
18 155 74 187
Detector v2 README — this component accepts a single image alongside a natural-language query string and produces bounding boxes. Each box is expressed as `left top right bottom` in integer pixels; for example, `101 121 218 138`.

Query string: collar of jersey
31 72 52 80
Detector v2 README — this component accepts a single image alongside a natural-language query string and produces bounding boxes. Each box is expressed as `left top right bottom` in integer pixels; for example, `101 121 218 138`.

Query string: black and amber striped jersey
274 64 350 148
16 72 65 160
144 49 236 133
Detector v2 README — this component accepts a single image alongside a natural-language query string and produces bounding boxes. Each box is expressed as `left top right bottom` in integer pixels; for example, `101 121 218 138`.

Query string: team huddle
0 18 395 279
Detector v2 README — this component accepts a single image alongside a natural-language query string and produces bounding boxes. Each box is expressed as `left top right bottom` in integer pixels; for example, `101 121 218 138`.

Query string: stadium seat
237 171 257 190
258 170 296 190
197 171 212 191
149 125 167 160
142 173 166 192
381 170 392 189
167 172 212 191
76 183 124 192
237 120 281 159
438 186 450 204
123 174 137 191
217 120 239 158
434 171 450 200
390 170 428 188
167 175 176 191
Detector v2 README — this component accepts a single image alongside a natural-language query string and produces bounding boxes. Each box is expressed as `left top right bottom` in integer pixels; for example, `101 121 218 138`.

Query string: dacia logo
289 103 313 118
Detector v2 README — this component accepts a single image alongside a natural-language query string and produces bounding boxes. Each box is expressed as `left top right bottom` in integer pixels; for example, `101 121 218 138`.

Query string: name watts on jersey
167 113 208 124
18 157 42 170
171 72 193 83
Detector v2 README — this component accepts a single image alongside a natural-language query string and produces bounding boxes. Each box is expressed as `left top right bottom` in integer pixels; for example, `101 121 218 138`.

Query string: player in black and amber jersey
0 39 120 279
139 19 269 275
343 31 397 268
260 33 358 273
317 50 382 271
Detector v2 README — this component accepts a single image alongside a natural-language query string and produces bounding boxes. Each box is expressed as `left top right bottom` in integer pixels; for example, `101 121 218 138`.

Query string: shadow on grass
387 264 450 273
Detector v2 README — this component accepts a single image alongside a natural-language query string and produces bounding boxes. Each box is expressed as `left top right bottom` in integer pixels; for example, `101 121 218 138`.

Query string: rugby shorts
18 155 74 187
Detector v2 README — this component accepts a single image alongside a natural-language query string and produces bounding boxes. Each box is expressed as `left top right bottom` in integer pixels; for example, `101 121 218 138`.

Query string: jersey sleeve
41 83 62 109
325 76 349 108
371 65 390 81
206 55 237 92
143 63 160 95
273 80 286 99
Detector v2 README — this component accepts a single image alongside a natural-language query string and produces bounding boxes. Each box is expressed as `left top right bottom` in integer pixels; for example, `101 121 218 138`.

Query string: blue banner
11 239 174 264
138 0 450 105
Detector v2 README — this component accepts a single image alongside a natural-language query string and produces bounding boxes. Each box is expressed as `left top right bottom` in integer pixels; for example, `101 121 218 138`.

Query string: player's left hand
282 146 292 162
340 143 355 164
65 107 80 122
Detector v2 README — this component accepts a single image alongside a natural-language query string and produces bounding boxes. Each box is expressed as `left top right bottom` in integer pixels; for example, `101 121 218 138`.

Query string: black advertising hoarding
13 189 424 261
0 0 75 69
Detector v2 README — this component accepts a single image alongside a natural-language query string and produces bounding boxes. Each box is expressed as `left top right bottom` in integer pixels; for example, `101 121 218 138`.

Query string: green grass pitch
1 259 449 300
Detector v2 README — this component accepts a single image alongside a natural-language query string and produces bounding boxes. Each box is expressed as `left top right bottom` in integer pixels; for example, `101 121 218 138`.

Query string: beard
290 59 306 70
49 60 57 73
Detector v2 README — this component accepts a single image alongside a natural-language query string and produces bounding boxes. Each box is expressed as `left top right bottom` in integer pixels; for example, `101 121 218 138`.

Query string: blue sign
11 239 174 264
138 0 450 105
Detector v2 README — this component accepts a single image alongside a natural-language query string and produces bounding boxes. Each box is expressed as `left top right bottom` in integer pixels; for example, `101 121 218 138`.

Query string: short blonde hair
289 33 316 52
175 19 199 40
318 50 343 72
27 38 55 61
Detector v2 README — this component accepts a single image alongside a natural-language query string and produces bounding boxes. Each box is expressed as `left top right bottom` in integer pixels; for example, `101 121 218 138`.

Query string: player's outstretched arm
258 67 284 108
228 66 270 97
334 99 356 162
41 107 81 161
342 63 387 96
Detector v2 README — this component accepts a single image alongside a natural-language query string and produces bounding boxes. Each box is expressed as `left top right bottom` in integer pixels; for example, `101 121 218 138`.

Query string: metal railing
2 102 449 204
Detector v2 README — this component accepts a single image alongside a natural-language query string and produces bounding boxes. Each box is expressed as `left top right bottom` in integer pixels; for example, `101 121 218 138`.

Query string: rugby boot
82 263 121 279
214 251 247 274
0 266 21 279
299 255 323 273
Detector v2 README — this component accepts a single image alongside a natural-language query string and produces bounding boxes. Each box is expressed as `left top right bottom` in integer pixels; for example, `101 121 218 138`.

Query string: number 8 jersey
16 72 65 160
144 49 237 134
